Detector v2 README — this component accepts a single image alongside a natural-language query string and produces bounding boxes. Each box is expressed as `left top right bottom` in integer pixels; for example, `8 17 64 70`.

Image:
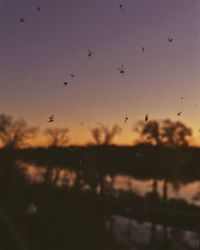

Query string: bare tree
0 114 38 148
44 127 69 147
91 125 121 145
91 127 102 145
101 125 121 145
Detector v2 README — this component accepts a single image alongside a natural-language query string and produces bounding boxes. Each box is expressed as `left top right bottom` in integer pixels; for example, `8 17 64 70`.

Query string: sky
0 0 200 146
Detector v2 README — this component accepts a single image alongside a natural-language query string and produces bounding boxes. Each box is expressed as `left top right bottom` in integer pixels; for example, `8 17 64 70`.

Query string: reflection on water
1 160 200 250
19 161 200 207
113 176 200 207
110 216 200 250
19 161 76 187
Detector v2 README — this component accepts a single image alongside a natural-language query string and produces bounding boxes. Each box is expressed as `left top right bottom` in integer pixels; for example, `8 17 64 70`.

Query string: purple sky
0 0 200 145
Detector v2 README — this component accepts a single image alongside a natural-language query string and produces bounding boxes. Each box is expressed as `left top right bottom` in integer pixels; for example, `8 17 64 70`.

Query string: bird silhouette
37 6 41 12
20 18 25 23
145 114 149 122
124 116 128 123
88 50 95 57
70 74 75 78
48 115 54 122
180 97 183 100
119 4 124 10
168 37 173 43
117 64 125 74
63 82 69 87
141 47 145 52
177 111 182 116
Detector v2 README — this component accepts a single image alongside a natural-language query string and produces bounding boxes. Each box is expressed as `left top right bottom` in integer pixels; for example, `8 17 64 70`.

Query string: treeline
0 113 194 148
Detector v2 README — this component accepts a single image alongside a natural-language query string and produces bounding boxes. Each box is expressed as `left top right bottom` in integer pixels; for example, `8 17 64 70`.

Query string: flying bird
63 81 69 87
119 4 124 10
70 74 75 78
20 18 25 23
117 64 125 74
124 116 128 123
168 37 173 43
180 97 183 100
141 47 145 52
48 115 54 122
37 6 41 12
145 114 149 122
88 50 95 57
177 111 182 116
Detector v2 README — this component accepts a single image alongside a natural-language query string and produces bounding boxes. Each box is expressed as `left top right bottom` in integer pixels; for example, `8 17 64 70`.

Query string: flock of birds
19 6 41 23
18 4 199 133
15 2 200 220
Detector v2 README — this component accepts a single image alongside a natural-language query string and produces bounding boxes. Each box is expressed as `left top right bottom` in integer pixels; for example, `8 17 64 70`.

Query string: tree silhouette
161 119 192 147
134 120 162 145
44 127 69 147
0 114 38 148
91 127 102 145
91 125 121 145
135 119 192 147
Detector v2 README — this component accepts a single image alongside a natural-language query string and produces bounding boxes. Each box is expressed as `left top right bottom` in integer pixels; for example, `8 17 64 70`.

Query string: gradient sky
0 0 200 146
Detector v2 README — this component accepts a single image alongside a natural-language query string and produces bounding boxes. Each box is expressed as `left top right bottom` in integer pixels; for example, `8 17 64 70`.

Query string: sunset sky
1 0 200 146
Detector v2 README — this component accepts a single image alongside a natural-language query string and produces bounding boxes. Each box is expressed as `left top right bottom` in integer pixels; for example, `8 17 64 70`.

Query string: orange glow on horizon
26 125 200 148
